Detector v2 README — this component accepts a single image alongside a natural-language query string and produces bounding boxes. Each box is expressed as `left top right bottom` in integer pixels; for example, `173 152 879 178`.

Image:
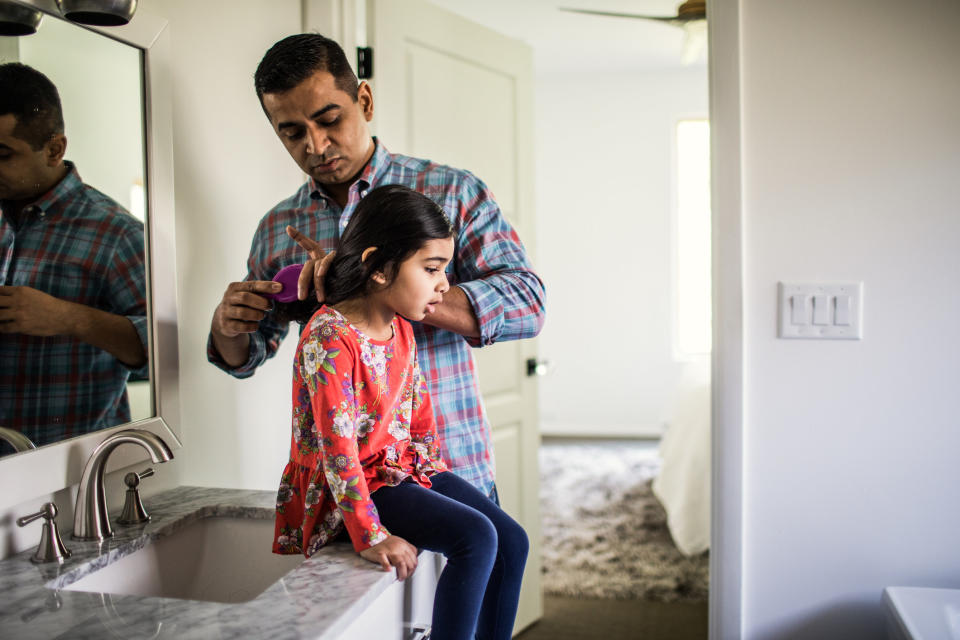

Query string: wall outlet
778 282 863 340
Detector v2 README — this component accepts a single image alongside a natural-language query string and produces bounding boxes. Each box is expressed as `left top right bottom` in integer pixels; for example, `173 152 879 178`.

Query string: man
208 34 545 497
0 63 148 450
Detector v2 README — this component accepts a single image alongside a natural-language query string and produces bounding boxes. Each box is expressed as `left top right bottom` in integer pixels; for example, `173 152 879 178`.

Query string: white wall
535 68 708 437
737 0 960 637
156 0 305 491
19 17 144 212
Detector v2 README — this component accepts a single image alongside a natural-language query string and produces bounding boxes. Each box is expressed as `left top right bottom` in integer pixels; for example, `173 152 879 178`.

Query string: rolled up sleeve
110 222 150 378
452 177 546 348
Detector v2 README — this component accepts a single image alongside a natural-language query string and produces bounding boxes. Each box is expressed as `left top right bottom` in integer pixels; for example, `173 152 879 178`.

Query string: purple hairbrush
266 264 304 303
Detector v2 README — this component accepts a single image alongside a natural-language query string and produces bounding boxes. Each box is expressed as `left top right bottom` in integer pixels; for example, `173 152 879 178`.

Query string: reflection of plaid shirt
0 163 147 449
208 140 545 493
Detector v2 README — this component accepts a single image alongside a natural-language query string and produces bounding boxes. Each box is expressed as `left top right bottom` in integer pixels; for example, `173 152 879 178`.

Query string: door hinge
357 47 374 79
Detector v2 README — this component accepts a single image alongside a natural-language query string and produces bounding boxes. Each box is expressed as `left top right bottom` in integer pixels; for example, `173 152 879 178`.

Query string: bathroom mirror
0 4 148 458
0 0 179 508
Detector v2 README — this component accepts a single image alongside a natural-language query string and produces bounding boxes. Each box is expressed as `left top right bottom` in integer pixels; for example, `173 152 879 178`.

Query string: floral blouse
273 306 448 557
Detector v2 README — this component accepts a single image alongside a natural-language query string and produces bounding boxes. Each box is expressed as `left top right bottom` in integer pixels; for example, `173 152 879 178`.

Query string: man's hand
212 280 282 339
210 280 282 368
0 286 72 336
286 225 335 302
359 535 419 581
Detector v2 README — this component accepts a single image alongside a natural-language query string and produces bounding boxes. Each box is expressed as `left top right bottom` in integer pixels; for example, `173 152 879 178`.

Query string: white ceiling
426 0 705 74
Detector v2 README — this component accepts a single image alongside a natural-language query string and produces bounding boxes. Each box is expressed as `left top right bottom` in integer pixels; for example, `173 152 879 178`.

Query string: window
675 119 712 356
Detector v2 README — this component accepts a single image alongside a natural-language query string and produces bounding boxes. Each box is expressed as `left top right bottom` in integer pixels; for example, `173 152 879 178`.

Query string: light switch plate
778 282 863 339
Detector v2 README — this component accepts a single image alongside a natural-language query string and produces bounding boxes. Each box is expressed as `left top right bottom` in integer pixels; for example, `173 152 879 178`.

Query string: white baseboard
539 421 665 439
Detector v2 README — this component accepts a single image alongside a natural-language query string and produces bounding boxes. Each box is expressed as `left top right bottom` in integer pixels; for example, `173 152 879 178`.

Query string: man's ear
45 134 67 166
358 81 374 122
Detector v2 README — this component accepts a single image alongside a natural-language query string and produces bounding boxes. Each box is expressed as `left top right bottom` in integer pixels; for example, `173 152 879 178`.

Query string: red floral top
273 306 448 557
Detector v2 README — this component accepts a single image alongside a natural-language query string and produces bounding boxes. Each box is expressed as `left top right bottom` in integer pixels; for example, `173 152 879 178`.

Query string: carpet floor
538 440 709 603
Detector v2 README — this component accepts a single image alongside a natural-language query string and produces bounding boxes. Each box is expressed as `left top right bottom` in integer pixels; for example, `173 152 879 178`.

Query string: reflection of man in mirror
0 63 148 451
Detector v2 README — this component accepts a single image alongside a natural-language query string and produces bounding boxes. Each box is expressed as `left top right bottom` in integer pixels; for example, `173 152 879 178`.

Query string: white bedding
652 361 711 556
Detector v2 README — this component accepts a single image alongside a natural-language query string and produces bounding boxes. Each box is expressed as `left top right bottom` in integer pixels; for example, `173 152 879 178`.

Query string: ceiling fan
559 0 707 64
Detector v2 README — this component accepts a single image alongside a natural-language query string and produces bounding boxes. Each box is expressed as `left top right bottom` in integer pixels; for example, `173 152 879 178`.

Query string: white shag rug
538 441 709 602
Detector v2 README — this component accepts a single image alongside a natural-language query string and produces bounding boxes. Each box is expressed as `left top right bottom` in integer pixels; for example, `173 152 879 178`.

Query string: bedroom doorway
419 1 713 638
370 0 713 636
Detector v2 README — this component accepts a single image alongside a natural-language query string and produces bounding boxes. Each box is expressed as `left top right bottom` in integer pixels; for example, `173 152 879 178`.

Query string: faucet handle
16 502 72 564
123 467 154 488
117 467 154 525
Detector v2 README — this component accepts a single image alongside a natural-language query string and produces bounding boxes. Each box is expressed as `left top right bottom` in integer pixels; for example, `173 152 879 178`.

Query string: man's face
261 71 374 188
0 114 60 202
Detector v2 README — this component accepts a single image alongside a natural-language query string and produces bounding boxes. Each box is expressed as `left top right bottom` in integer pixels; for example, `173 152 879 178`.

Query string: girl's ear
362 248 389 285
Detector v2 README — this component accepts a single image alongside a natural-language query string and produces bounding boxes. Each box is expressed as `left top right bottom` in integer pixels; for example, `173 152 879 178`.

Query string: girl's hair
274 184 454 324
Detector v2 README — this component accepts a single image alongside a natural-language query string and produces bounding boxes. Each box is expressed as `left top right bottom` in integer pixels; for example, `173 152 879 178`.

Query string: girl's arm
302 329 389 553
408 354 448 468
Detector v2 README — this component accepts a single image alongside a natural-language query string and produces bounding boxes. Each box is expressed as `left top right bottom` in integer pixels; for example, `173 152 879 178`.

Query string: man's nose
305 125 329 156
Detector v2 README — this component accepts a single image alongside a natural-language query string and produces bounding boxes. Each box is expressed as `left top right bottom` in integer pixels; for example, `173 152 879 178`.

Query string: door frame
708 0 744 638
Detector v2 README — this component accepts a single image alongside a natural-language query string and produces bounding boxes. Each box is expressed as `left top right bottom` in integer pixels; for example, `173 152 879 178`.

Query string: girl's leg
371 480 498 640
427 472 529 640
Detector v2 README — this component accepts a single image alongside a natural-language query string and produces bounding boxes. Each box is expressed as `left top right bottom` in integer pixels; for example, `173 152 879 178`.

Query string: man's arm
70 303 146 367
208 280 289 376
0 286 146 367
207 219 298 378
424 174 545 346
421 285 480 339
210 329 252 369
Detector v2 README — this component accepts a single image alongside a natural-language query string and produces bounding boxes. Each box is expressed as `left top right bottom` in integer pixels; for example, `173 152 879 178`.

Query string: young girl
271 184 528 640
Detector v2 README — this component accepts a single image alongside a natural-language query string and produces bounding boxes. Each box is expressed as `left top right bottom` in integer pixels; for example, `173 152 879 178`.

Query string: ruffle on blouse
273 448 447 558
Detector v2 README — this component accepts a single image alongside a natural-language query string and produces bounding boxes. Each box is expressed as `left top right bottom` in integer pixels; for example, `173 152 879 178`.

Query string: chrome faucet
72 429 173 542
0 426 37 453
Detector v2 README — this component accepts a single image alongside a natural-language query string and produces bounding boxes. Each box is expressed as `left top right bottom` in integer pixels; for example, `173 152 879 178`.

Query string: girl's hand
359 535 419 581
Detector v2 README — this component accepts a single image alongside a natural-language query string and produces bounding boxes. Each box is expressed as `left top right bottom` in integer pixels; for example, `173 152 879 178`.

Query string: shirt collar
16 161 84 221
308 137 392 203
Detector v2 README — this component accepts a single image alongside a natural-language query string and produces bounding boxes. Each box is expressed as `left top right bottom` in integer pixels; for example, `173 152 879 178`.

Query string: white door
367 0 542 633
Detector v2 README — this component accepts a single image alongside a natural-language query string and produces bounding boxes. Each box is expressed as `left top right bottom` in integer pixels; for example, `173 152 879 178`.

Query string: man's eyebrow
0 142 12 151
276 104 341 130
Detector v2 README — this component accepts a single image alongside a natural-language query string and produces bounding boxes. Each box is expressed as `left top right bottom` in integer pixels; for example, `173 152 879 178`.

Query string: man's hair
254 33 360 108
0 63 65 151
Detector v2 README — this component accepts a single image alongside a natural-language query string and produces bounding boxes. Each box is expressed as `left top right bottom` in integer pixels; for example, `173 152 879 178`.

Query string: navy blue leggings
371 472 528 640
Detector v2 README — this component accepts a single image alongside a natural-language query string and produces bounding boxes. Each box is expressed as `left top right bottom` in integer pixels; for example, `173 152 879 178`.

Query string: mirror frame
0 0 180 510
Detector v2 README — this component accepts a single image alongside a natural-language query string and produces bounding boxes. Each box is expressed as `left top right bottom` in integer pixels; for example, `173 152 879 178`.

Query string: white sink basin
62 515 305 603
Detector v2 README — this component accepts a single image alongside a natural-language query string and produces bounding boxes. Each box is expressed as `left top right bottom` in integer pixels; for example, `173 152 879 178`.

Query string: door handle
526 358 549 377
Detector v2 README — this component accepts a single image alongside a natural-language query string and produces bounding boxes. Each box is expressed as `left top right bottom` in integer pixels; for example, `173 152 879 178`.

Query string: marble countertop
0 486 399 640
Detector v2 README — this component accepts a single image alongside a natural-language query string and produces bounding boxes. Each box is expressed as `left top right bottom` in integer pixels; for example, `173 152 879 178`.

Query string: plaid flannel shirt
0 162 148 449
208 140 545 493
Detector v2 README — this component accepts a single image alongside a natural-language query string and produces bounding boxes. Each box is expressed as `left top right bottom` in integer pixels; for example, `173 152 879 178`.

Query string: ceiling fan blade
558 7 679 23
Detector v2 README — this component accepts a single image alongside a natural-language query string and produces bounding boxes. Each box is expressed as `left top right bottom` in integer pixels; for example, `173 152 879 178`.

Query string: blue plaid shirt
208 140 545 493
0 162 147 449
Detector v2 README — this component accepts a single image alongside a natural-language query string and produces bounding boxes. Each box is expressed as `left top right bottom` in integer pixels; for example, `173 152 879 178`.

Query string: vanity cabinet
340 554 439 640
0 487 440 640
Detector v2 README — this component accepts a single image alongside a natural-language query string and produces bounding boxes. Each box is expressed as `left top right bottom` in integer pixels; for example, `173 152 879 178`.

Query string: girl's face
378 237 454 321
